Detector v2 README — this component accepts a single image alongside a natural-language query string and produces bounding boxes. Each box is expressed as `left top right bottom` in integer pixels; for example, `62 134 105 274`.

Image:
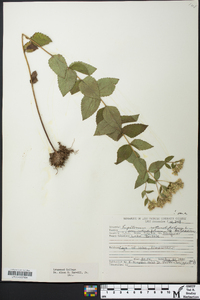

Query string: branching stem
147 171 157 181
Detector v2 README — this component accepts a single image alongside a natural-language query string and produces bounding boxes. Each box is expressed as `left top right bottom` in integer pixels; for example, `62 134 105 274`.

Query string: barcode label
3 268 36 281
8 270 32 276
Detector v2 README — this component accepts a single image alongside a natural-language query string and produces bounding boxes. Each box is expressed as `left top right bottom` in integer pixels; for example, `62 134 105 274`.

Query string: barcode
8 270 33 277
3 268 36 281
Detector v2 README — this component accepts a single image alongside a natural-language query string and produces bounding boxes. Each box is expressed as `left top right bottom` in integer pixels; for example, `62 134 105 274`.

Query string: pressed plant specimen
22 32 185 210
22 33 75 170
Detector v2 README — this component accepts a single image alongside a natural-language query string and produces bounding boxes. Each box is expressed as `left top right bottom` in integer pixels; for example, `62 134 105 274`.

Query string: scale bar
100 284 200 299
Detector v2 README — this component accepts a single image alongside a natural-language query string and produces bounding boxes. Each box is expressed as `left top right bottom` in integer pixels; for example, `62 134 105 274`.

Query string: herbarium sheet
2 1 198 282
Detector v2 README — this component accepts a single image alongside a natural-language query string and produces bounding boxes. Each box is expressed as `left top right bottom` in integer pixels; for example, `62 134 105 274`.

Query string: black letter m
173 286 184 298
173 291 180 298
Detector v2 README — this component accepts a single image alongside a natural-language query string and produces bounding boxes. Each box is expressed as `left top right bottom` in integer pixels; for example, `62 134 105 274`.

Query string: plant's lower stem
22 34 56 152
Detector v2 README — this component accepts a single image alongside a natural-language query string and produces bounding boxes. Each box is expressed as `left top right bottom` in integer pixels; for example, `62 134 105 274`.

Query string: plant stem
22 34 56 152
155 182 160 195
159 179 171 183
147 171 157 181
122 134 138 156
23 34 53 57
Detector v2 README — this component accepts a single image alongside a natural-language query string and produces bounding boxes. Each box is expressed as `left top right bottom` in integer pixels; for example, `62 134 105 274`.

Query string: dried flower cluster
148 179 184 211
172 159 185 176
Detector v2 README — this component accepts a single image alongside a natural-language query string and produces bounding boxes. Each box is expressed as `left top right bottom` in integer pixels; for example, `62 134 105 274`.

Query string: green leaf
79 76 100 99
121 114 139 124
133 158 147 176
98 78 119 97
131 139 153 150
31 32 52 46
172 163 176 169
149 161 165 173
115 145 132 165
154 170 160 180
96 108 104 124
165 163 171 169
122 124 148 138
103 106 121 132
95 105 122 136
107 131 122 142
58 68 77 96
126 151 140 163
141 191 146 198
146 190 154 194
147 178 156 184
94 119 115 136
48 55 68 78
81 96 101 120
96 108 122 141
24 32 52 53
69 61 96 75
94 106 122 139
70 80 81 95
133 158 148 189
165 155 174 162
144 198 149 206
135 173 149 189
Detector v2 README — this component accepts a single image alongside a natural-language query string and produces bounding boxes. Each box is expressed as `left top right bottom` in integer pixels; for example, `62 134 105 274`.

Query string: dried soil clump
49 142 74 169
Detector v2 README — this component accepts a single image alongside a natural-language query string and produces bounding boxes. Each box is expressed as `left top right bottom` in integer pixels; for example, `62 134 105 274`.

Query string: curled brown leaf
30 71 38 84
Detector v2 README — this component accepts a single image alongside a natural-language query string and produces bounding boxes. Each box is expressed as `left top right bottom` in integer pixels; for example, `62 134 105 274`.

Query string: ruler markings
100 284 200 299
